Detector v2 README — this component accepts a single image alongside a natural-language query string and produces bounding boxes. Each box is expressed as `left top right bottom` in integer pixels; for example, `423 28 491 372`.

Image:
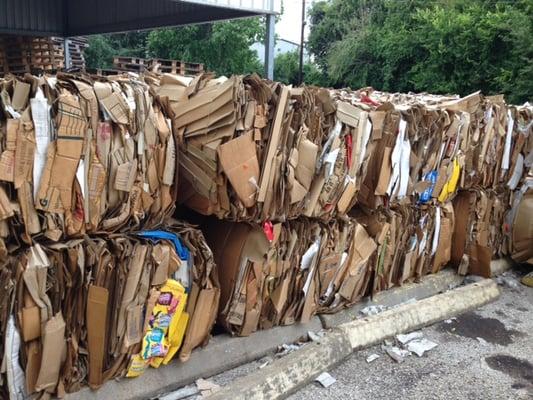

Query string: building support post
298 0 306 85
64 37 72 69
265 14 275 80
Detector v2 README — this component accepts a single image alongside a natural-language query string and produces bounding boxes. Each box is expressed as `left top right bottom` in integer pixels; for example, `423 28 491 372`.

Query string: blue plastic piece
137 230 190 261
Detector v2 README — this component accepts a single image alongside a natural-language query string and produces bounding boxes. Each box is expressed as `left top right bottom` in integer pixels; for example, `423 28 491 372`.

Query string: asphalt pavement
158 269 532 400
288 271 533 400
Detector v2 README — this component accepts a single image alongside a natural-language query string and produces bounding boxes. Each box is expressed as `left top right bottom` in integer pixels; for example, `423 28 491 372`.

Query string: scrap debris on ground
158 271 532 400
315 372 337 388
288 277 533 400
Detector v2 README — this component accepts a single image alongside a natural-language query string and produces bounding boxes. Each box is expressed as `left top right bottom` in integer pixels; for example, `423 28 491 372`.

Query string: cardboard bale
0 73 179 243
1 223 218 396
203 217 379 335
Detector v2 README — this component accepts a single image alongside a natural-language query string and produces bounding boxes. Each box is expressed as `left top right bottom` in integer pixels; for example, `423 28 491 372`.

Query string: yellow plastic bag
438 158 460 203
127 279 189 376
163 312 189 365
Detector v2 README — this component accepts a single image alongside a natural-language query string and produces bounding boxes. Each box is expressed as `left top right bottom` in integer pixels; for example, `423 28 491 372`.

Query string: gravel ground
288 271 533 400
161 270 533 400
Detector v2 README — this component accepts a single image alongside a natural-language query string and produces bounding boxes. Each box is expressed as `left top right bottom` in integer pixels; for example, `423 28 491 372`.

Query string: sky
275 0 314 44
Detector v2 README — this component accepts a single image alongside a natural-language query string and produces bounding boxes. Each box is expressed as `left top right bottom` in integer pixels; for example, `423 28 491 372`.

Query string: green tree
85 35 115 69
85 32 149 69
274 50 326 86
84 18 264 76
147 18 264 76
308 0 533 103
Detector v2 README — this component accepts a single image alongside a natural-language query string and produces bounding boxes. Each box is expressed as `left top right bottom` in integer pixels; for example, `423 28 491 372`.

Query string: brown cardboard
337 102 361 128
117 245 148 343
0 186 14 221
174 78 235 129
25 340 41 394
468 243 492 278
99 92 130 125
37 90 87 215
432 216 452 273
375 147 392 195
179 287 219 361
35 312 66 393
21 306 40 342
124 304 143 348
205 221 268 334
511 189 533 263
337 180 356 214
14 112 35 189
218 133 260 208
258 86 290 202
87 285 108 389
114 160 138 192
12 80 31 111
451 191 472 266
295 138 318 190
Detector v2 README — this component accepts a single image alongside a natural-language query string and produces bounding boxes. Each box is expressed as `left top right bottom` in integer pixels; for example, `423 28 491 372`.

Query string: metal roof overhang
0 0 275 37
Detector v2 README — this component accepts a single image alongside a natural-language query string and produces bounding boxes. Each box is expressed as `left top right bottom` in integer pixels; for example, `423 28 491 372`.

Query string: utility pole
298 0 306 85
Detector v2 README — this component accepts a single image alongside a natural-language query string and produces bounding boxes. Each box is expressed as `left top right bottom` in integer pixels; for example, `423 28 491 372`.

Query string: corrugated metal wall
67 0 256 35
68 0 199 34
0 0 260 36
0 0 64 35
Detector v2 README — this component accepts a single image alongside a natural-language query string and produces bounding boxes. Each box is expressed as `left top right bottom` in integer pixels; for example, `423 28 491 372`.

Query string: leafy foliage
85 17 264 76
85 32 149 69
308 0 533 103
273 50 325 86
147 18 264 76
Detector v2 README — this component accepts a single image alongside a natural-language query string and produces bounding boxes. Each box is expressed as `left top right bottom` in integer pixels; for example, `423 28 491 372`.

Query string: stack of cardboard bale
0 73 220 398
0 69 531 397
172 75 532 336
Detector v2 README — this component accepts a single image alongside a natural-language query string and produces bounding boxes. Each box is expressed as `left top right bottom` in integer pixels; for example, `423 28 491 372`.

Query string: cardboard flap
218 133 260 208
87 285 109 389
35 312 66 393
295 138 318 190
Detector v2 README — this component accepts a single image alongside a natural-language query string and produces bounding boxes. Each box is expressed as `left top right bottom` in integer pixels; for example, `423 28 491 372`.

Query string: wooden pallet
0 37 205 76
85 68 122 76
112 56 148 73
113 56 145 65
147 58 204 75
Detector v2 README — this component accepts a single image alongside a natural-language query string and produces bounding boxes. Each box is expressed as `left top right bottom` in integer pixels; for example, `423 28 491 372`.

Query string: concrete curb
67 318 322 400
67 260 509 400
490 257 513 276
210 279 501 400
320 268 464 329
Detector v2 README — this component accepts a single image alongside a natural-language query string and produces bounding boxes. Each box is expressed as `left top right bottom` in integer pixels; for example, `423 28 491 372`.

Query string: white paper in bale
431 207 441 256
5 315 27 400
31 88 51 198
387 119 409 198
501 110 513 172
507 153 524 190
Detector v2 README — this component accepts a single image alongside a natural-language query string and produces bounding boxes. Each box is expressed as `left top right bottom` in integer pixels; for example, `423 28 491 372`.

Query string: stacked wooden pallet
148 58 204 75
67 37 88 69
0 37 6 75
0 35 88 75
1 36 30 75
112 56 147 73
29 37 64 72
111 56 204 75
85 67 123 76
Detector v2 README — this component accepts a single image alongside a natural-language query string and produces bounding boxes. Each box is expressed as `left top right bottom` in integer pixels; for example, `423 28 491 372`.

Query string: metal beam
66 0 258 36
264 13 274 80
64 37 72 68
